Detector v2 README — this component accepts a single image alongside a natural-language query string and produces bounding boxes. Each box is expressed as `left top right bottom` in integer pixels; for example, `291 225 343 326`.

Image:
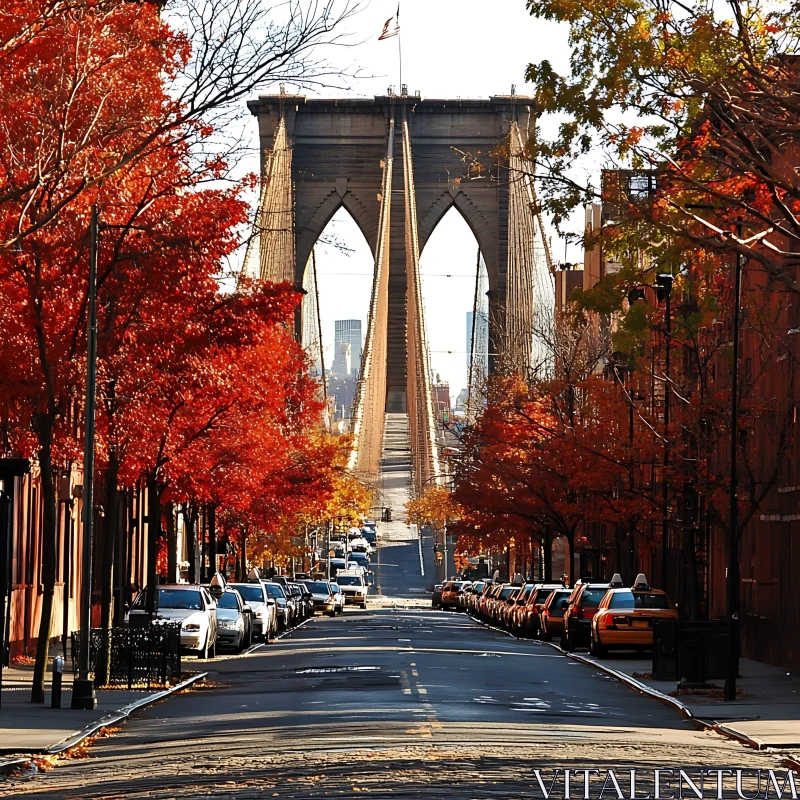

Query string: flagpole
398 2 402 93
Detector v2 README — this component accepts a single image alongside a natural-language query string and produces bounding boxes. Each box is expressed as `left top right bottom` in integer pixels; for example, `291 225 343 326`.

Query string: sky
244 0 576 399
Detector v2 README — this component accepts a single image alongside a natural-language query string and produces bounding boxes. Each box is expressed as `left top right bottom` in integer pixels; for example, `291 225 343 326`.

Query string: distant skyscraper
466 311 474 374
333 319 362 378
466 310 488 383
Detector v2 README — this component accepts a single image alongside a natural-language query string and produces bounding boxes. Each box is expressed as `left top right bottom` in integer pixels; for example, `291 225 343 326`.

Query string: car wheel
563 631 574 652
360 602 367 609
592 633 608 658
541 628 551 642
208 636 216 659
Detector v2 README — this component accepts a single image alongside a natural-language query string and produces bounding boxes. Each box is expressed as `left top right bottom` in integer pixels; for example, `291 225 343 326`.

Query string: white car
129 584 218 659
329 581 345 614
229 582 276 640
336 572 368 608
348 536 372 554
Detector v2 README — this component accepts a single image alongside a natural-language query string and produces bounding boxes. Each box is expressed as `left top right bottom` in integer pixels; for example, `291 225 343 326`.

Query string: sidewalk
567 649 800 749
0 651 204 759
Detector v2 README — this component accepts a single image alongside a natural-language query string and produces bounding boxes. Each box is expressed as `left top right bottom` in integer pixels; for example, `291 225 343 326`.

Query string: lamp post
72 206 99 711
725 228 745 702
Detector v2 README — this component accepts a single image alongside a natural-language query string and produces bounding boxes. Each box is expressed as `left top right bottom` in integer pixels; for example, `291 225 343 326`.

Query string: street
8 529 783 799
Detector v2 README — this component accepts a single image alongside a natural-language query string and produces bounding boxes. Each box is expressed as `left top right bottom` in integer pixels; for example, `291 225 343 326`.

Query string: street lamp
72 205 99 711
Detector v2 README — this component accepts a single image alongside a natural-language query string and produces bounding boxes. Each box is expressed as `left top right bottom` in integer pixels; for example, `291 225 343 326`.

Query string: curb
540 640 697 720
538 639 778 753
464 611 774 755
0 671 207 774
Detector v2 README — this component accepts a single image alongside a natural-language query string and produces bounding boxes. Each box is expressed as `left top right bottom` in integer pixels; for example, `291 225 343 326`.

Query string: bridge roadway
8 419 777 797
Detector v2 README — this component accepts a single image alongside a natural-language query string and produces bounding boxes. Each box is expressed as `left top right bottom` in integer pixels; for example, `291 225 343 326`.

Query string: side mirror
242 604 252 614
124 602 130 613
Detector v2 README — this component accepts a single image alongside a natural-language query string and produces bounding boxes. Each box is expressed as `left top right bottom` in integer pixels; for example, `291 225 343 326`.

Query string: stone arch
295 188 378 286
418 189 499 294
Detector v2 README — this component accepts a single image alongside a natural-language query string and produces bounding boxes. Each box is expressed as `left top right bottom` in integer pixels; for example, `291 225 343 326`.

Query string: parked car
540 588 572 640
348 537 371 554
489 585 518 625
431 584 443 608
303 580 337 616
288 582 314 621
477 583 503 621
347 552 371 571
336 572 368 608
229 582 276 640
463 581 486 614
129 584 218 659
329 581 345 614
440 580 471 611
499 586 525 629
561 580 615 651
329 557 348 576
509 584 537 635
215 587 252 652
521 584 562 638
262 581 291 629
590 574 678 657
361 529 377 548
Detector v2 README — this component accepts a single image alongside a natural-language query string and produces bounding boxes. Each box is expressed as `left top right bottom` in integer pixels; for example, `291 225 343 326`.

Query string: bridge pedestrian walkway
373 414 436 599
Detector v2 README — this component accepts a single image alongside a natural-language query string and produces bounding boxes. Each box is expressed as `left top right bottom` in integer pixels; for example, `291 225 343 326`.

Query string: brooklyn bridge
240 92 554 504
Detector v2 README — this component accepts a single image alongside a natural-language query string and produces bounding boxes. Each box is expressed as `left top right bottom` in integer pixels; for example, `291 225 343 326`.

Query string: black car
288 582 314 620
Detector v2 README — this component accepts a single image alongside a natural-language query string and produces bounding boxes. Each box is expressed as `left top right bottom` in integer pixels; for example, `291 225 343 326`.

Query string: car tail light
612 616 628 625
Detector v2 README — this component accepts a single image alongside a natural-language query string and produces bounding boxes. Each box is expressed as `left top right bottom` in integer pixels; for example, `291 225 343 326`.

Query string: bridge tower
244 93 554 490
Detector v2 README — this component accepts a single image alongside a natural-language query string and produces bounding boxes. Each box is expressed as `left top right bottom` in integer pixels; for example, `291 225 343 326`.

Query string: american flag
378 5 400 40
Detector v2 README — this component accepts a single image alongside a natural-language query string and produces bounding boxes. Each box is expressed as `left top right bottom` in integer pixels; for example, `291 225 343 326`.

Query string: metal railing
71 623 182 689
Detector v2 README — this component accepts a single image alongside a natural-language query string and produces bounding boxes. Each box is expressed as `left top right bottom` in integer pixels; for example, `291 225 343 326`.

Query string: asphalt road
7 530 783 799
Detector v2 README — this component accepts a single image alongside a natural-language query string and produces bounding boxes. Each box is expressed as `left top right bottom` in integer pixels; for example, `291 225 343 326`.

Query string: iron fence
71 623 182 689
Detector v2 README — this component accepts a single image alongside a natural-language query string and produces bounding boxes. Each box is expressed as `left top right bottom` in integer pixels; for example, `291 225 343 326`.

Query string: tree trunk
186 504 198 584
240 529 247 580
207 504 217 579
166 502 176 583
96 456 119 686
31 417 58 704
544 529 553 582
145 472 161 614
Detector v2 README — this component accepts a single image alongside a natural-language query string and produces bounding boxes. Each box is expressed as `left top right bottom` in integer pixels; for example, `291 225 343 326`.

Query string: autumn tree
0 0 358 251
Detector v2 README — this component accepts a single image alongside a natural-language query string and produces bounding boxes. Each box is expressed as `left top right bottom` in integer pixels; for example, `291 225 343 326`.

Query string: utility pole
725 229 744 702
72 205 99 711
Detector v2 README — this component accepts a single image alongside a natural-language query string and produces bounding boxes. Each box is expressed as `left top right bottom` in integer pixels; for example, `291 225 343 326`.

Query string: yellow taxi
589 574 677 657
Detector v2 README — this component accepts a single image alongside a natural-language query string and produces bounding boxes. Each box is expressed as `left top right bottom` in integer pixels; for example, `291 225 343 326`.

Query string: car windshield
634 592 670 609
579 588 608 608
336 575 363 586
306 581 331 593
217 591 240 610
330 584 340 592
158 589 202 610
551 591 571 604
499 587 515 599
263 583 286 599
231 585 264 603
609 591 635 609
349 554 367 562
